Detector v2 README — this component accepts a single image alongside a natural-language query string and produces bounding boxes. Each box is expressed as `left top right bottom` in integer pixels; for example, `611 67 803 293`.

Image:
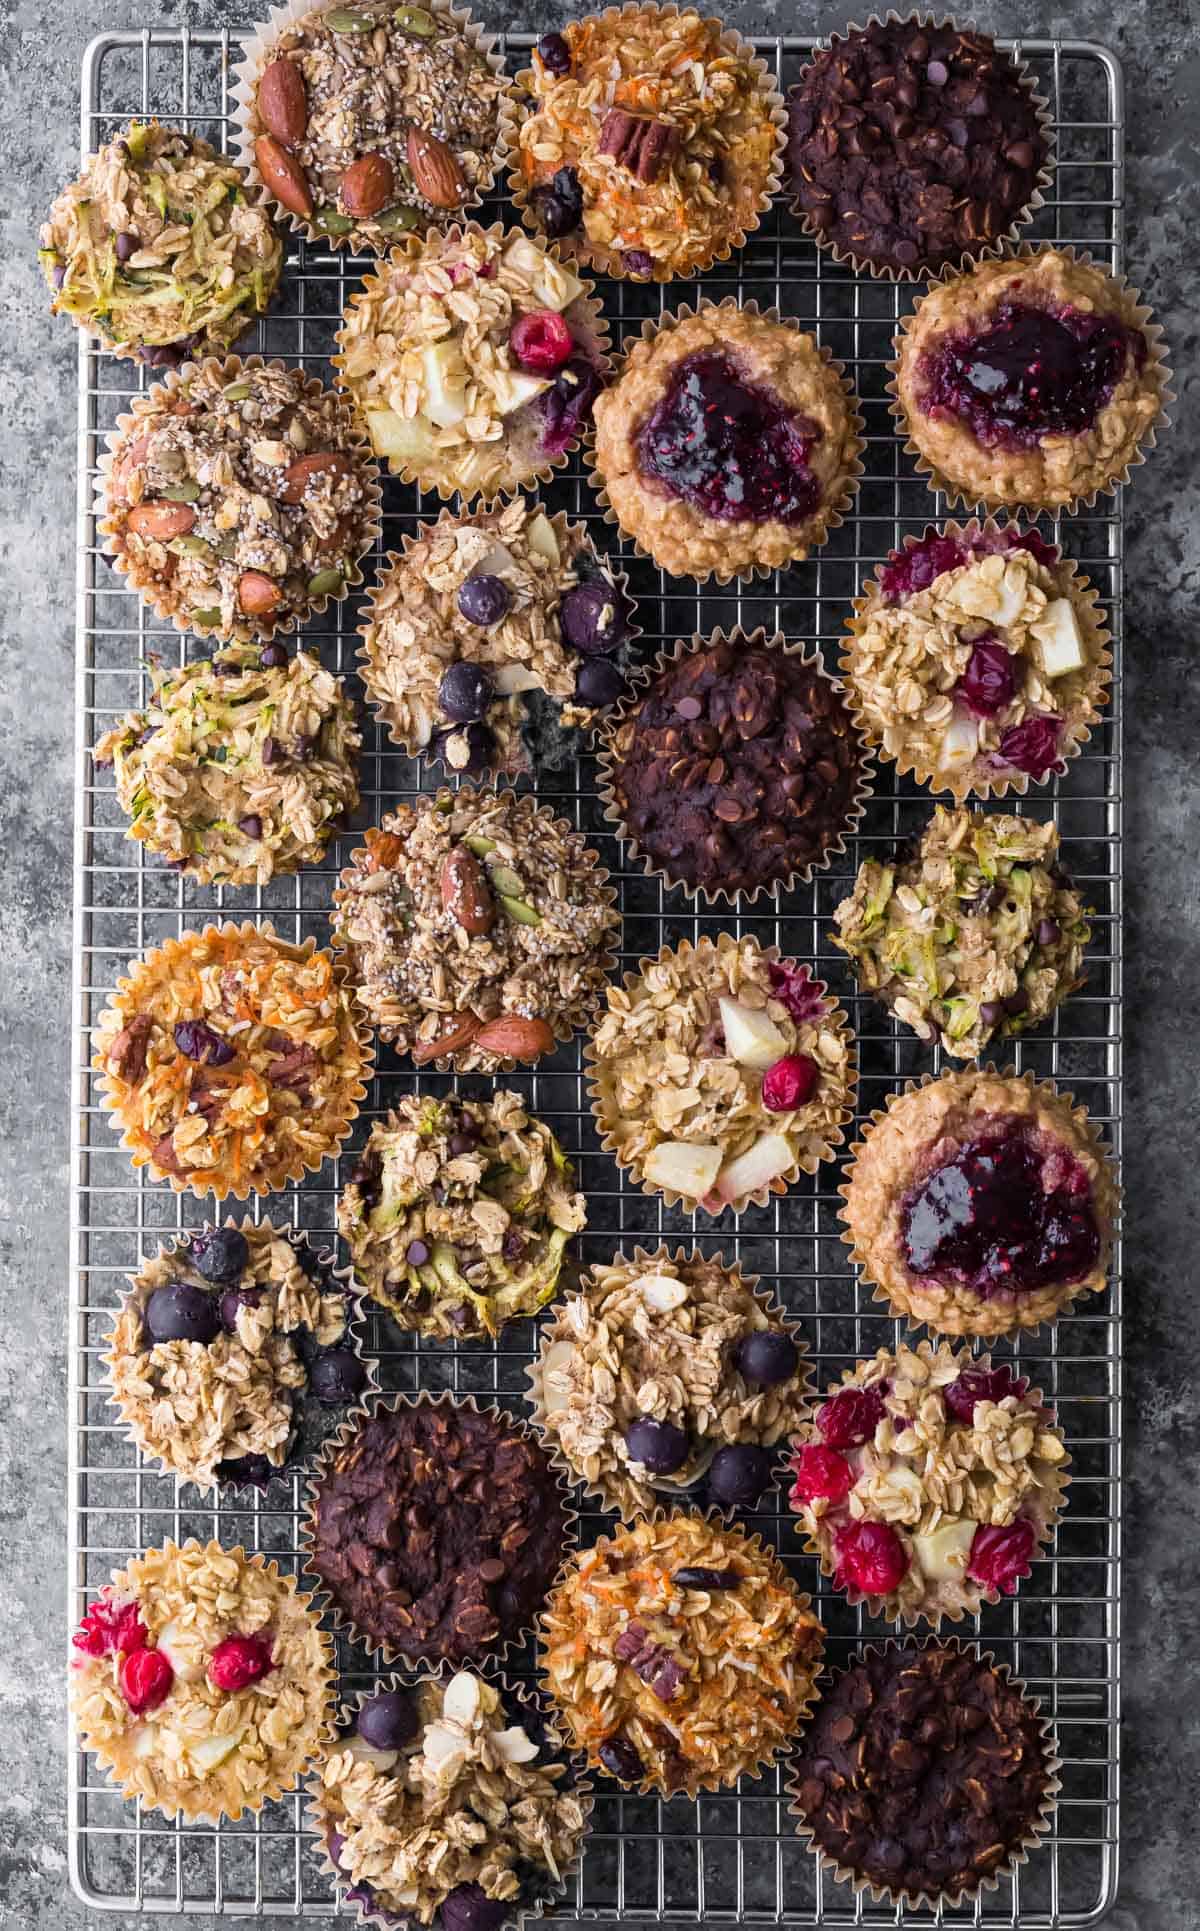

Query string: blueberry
560 578 628 656
220 1286 262 1331
735 1330 799 1388
356 1687 418 1750
216 1451 277 1487
174 1019 235 1065
448 1131 477 1156
533 165 583 239
190 1227 250 1282
574 659 627 708
622 248 654 276
431 721 494 777
144 1281 222 1346
260 642 288 668
114 230 137 263
598 1734 644 1782
438 660 493 723
625 1415 689 1475
440 1883 509 1931
536 29 571 72
238 814 263 840
457 574 511 627
406 1238 430 1266
707 1443 772 1508
540 355 604 454
309 1348 368 1403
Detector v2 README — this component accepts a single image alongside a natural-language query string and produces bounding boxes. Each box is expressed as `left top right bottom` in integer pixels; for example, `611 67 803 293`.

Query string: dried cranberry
767 960 826 1024
790 1444 854 1507
510 308 574 374
173 1019 235 1065
817 1385 886 1449
73 1595 148 1658
1005 526 1060 569
598 1734 644 1782
957 635 1017 718
761 1052 819 1113
918 301 1144 449
998 713 1063 778
622 249 654 276
967 1517 1037 1593
834 1518 909 1596
636 350 823 526
120 1645 175 1713
208 1632 274 1691
944 1362 1029 1423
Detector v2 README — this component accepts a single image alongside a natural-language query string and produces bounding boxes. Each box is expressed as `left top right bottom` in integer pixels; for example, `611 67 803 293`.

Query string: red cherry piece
943 1362 1029 1424
73 1595 148 1658
790 1444 854 1507
761 1052 819 1113
834 1518 910 1597
208 1632 275 1691
817 1384 886 1449
120 1645 175 1714
967 1517 1037 1593
509 309 574 375
957 636 1017 719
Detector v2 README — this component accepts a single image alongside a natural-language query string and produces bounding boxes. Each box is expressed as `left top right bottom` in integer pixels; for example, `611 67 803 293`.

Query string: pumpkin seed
498 893 541 927
191 607 223 627
374 202 422 235
487 862 525 898
222 381 251 400
324 7 374 28
159 480 200 503
307 567 344 597
215 536 239 559
393 5 436 33
168 535 214 558
315 206 354 236
464 834 496 857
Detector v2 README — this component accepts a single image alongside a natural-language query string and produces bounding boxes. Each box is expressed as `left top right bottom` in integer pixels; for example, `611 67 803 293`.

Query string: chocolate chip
676 696 703 720
478 1558 506 1583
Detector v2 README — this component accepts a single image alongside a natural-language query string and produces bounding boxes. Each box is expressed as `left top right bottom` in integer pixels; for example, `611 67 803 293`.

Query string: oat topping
539 1514 824 1796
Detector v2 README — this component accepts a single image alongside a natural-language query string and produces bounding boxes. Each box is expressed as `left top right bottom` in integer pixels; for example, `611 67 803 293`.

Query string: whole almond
440 846 494 936
125 501 196 541
280 451 351 505
412 1012 481 1064
407 128 467 209
366 829 404 872
474 1016 556 1060
341 152 395 219
255 134 314 219
238 570 282 616
257 57 307 148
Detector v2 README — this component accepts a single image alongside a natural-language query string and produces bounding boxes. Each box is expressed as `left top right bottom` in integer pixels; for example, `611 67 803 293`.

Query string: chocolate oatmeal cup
97 355 382 646
508 5 786 285
597 628 872 908
787 1637 1061 1911
301 1392 579 1669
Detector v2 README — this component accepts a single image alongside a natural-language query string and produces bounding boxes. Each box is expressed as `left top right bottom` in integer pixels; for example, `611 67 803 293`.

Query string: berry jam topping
834 1517 909 1596
944 1361 1030 1423
918 300 1146 449
879 524 1059 603
120 1645 175 1715
635 350 824 526
510 308 574 375
998 713 1063 778
208 1632 275 1691
790 1443 854 1507
957 635 1017 718
967 1516 1037 1592
761 1052 820 1114
767 960 827 1024
74 1595 148 1657
817 1384 886 1449
900 1120 1100 1297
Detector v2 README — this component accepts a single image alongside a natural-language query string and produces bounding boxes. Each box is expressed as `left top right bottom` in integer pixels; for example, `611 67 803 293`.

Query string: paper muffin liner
786 1634 1062 1911
308 1660 594 1931
783 13 1055 284
92 921 373 1201
96 354 383 645
839 517 1113 801
585 931 858 1218
537 1515 826 1798
507 3 787 286
356 501 644 776
596 626 874 908
332 220 612 507
103 1217 380 1498
69 1537 337 1825
299 1391 581 1671
589 298 865 585
331 789 619 1073
526 1242 814 1521
231 0 518 258
839 1064 1121 1337
788 1337 1071 1628
888 243 1174 514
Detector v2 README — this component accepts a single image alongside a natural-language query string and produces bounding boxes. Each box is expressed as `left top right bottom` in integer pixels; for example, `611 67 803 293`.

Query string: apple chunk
643 1141 722 1199
1030 598 1086 678
717 997 789 1071
187 1731 244 1774
365 408 434 466
715 1133 795 1203
911 1516 977 1582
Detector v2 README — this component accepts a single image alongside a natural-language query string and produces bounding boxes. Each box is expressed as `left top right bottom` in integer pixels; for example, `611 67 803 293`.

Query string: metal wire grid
66 25 1124 1926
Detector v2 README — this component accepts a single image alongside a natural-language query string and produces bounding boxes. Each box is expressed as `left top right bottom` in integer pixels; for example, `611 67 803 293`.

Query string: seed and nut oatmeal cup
69 1539 335 1822
529 1246 811 1519
586 933 855 1215
40 120 281 365
511 5 785 283
93 922 370 1198
99 356 381 644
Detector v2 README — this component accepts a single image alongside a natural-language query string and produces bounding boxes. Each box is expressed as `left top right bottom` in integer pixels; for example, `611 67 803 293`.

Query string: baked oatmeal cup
586 933 855 1215
592 300 863 582
511 5 785 284
841 1067 1119 1337
332 789 618 1073
93 922 370 1199
334 221 610 501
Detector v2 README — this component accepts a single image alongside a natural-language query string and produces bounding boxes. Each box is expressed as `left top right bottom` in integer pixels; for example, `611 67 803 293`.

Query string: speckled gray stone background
1 2 1196 1926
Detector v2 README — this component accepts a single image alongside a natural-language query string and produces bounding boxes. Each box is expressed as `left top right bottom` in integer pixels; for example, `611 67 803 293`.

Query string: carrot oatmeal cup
510 5 785 284
891 245 1171 511
93 922 370 1199
841 520 1111 796
591 299 864 582
587 933 855 1215
334 220 611 501
332 789 618 1073
841 1066 1119 1338
99 355 381 645
539 1513 825 1797
788 1340 1069 1627
529 1245 811 1520
69 1539 335 1823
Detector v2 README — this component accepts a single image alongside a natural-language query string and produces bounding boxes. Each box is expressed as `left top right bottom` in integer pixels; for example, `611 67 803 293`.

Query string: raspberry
817 1385 886 1449
73 1595 148 1658
761 1053 819 1113
834 1519 909 1597
789 1444 854 1507
967 1518 1036 1593
944 1363 1029 1424
767 960 826 1024
509 309 574 375
120 1645 174 1714
208 1633 275 1692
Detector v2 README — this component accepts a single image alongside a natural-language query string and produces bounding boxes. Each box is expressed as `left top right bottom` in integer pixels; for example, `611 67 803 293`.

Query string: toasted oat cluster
789 1342 1068 1625
540 1514 824 1795
69 1540 333 1821
312 1671 588 1924
332 790 617 1071
95 644 360 886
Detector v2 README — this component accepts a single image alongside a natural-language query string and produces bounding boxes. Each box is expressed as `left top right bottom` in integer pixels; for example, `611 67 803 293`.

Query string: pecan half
598 108 679 182
107 1013 153 1085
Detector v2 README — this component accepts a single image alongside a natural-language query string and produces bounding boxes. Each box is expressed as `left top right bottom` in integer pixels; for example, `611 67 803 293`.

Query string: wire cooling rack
68 26 1125 1925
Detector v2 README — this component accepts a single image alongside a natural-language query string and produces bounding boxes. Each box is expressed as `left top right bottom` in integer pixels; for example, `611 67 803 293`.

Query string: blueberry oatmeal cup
529 1246 811 1520
99 356 381 644
93 922 370 1198
358 500 639 780
788 1341 1068 1626
94 642 360 887
334 221 610 501
69 1539 335 1822
332 790 618 1073
511 5 785 284
39 121 281 365
840 521 1111 795
841 1067 1119 1338
339 1091 586 1340
891 245 1170 511
833 804 1092 1060
591 300 864 582
587 934 855 1215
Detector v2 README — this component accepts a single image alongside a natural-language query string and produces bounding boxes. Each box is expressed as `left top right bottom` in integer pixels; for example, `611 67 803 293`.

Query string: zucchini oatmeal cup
334 220 611 502
339 1090 586 1340
840 1066 1120 1338
93 921 370 1199
99 355 382 645
95 640 360 887
586 932 855 1215
69 1539 335 1823
528 1244 811 1520
788 1340 1069 1627
510 5 785 284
